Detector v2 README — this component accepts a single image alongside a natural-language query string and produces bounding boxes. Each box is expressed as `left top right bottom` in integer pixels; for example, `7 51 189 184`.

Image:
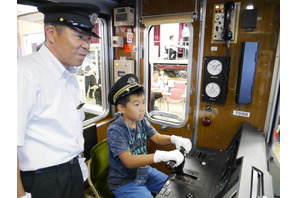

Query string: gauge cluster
202 56 230 104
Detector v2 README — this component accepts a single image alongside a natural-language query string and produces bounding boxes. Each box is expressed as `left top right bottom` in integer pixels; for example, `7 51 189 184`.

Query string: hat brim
117 85 144 102
38 2 101 38
108 84 143 105
71 26 100 38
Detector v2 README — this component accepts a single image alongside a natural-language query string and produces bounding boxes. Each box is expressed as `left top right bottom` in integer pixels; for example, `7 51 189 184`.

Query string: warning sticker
124 44 134 52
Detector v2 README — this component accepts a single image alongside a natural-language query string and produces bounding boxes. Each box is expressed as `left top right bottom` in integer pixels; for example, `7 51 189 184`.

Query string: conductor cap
37 2 100 38
108 74 144 105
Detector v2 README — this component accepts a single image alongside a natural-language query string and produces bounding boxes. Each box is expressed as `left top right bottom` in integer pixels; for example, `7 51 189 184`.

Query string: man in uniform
17 2 100 198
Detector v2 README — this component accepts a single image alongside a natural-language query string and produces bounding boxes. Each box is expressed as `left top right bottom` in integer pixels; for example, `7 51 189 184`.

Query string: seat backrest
90 139 109 181
174 82 186 90
169 88 184 100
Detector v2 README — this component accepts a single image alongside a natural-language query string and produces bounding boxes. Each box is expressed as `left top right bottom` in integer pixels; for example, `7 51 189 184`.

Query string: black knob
166 147 186 170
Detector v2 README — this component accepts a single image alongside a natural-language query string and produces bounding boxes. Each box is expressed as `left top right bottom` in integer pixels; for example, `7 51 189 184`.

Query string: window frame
82 18 110 126
144 23 194 128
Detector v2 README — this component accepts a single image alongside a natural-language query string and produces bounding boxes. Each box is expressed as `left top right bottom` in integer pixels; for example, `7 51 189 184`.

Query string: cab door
140 0 200 174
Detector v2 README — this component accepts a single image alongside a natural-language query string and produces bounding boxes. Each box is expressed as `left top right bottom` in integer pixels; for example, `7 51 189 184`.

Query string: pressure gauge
202 56 229 104
207 59 223 76
205 82 221 98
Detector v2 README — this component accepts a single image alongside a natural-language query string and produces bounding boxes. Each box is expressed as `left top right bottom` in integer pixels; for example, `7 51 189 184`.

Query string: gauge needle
211 85 215 92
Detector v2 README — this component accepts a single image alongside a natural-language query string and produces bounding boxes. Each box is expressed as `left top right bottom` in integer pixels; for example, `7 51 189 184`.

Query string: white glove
21 193 32 198
171 135 192 154
154 150 184 167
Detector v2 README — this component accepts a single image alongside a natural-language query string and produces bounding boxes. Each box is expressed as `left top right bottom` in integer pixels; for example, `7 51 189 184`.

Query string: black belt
21 156 79 174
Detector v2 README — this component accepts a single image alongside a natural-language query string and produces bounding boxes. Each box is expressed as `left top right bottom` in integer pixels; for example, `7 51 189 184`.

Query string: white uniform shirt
17 45 85 171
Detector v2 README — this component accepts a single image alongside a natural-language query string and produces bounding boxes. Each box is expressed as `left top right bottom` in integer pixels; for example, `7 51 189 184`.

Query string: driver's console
156 122 279 198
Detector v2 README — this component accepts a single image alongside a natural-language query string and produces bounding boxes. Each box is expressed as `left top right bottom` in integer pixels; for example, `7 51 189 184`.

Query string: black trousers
20 158 85 198
169 49 176 60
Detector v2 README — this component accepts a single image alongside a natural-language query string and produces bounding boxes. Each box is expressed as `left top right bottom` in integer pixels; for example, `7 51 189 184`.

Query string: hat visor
110 85 144 105
119 85 144 99
72 26 100 38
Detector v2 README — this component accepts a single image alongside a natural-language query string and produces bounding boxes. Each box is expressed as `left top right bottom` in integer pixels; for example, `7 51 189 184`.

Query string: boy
107 74 192 198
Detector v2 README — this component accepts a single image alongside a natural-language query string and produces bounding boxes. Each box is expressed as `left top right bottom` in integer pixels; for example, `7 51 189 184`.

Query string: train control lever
166 147 198 182
166 146 185 175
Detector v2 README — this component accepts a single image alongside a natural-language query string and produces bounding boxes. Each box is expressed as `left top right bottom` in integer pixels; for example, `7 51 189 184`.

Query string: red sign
124 44 134 52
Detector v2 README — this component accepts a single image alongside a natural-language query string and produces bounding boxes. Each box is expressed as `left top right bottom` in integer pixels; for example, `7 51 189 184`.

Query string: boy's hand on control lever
154 150 184 167
171 135 192 154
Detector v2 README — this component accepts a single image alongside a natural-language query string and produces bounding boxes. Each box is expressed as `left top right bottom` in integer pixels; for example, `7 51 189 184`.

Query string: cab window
144 23 193 127
17 4 109 125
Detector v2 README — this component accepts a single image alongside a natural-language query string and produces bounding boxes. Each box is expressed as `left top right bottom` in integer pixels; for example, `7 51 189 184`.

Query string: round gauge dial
207 60 223 76
205 82 221 98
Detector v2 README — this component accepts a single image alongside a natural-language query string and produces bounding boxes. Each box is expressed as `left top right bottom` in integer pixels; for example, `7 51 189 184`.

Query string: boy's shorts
112 167 168 198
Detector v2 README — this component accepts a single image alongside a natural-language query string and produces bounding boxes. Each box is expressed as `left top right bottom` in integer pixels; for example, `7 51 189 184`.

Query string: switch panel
114 60 135 82
211 2 240 43
112 36 124 48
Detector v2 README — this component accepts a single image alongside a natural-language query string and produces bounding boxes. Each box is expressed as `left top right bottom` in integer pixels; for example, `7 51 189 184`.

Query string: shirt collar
62 66 77 79
116 114 142 130
38 45 77 79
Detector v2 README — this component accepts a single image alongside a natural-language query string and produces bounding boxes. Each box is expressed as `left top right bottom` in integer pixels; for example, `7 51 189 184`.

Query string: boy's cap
37 2 100 38
108 74 143 105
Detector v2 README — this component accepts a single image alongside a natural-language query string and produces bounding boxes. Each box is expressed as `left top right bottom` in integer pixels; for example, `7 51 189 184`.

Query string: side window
17 5 109 125
144 23 193 127
75 18 109 125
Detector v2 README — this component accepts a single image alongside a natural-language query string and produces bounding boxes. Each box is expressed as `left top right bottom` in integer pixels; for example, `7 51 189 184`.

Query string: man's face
53 27 91 67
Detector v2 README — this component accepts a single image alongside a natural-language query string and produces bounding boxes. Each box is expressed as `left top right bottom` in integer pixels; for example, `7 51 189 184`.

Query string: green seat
87 139 116 198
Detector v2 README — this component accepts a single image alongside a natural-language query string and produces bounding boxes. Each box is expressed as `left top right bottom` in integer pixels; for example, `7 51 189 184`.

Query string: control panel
156 146 228 198
114 60 135 82
211 2 240 43
114 7 134 26
156 122 276 198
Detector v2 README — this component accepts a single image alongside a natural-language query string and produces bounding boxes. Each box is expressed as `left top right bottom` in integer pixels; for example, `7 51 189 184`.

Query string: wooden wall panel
114 27 137 60
141 0 197 17
96 118 115 143
197 0 280 149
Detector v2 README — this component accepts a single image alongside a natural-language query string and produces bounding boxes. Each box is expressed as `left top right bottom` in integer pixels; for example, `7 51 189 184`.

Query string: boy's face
119 94 146 123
